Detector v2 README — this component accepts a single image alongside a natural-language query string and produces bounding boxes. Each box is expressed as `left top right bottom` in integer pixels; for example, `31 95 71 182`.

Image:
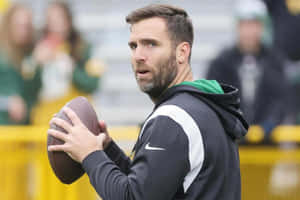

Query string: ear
176 42 191 64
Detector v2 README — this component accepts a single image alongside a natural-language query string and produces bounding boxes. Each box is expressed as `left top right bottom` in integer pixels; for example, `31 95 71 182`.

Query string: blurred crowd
0 0 300 143
0 1 103 125
207 0 300 142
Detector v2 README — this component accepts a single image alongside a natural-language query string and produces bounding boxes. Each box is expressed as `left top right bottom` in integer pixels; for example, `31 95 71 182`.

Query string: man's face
128 17 178 98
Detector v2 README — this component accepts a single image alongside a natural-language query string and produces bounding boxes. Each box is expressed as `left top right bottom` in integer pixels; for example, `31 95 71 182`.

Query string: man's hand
47 107 107 163
99 120 112 149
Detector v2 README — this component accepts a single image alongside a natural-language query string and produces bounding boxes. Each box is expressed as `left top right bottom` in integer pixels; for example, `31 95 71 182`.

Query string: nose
132 46 146 63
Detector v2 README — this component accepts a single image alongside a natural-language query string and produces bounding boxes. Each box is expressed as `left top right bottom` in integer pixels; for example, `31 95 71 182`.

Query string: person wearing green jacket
0 4 41 125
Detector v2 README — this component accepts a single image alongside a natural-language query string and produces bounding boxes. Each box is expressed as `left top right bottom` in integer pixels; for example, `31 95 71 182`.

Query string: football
47 96 101 184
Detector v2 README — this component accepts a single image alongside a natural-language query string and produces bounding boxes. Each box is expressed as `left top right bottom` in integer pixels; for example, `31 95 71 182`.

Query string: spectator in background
0 4 41 125
261 1 300 194
262 0 300 124
262 0 300 62
206 1 289 138
31 1 104 125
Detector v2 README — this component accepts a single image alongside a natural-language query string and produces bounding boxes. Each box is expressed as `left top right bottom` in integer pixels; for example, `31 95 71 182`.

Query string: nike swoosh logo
145 143 165 151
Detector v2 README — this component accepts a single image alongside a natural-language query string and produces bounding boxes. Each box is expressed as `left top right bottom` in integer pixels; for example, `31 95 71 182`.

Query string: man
48 4 248 200
207 1 288 137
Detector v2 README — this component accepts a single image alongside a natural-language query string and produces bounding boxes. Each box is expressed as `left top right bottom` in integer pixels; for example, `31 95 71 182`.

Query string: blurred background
1 0 241 126
0 0 300 199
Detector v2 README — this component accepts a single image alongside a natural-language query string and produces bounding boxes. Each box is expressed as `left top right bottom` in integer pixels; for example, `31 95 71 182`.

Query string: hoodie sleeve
82 116 190 200
104 140 132 174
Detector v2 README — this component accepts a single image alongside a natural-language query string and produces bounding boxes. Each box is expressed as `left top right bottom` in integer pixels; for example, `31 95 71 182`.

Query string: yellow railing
0 125 300 200
0 126 139 200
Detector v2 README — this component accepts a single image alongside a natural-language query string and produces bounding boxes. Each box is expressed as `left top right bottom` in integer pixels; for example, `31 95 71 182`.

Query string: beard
135 51 178 99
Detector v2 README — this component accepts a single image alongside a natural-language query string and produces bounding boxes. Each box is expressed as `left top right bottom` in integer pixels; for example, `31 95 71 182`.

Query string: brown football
47 96 101 184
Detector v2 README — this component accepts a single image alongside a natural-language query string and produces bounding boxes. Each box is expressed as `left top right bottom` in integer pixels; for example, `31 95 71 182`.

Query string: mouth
136 69 151 79
137 69 150 74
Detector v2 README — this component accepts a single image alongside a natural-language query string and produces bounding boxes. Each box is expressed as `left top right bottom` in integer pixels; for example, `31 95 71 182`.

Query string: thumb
97 133 107 149
98 133 107 140
99 120 108 133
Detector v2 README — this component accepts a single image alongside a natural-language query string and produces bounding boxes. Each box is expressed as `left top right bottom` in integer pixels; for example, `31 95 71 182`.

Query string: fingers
48 129 70 152
48 129 68 142
50 117 72 133
99 120 108 133
47 141 79 162
48 144 68 152
63 107 82 126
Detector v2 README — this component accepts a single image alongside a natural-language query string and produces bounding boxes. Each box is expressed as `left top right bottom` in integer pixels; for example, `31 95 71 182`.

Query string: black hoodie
82 82 248 200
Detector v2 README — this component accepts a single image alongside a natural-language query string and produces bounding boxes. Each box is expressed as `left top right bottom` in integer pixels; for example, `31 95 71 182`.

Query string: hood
157 79 248 140
179 79 225 94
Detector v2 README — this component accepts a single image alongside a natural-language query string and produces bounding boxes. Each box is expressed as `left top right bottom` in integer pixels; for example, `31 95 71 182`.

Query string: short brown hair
126 4 194 61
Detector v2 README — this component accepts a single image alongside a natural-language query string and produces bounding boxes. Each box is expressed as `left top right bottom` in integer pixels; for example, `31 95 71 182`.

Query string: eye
147 42 156 48
129 43 137 50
